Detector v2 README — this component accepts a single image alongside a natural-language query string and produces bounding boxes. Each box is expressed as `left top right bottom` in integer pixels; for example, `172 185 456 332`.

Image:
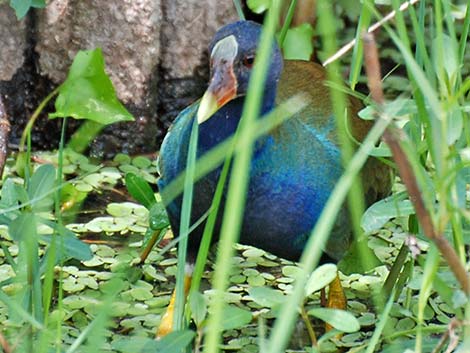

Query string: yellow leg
325 273 347 331
156 274 192 339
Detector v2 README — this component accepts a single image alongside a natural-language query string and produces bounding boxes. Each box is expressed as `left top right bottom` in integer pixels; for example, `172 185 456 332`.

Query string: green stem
175 120 199 330
464 299 470 350
381 242 409 300
190 151 232 293
278 0 298 48
140 229 163 263
19 86 60 152
55 117 67 353
365 289 396 353
385 324 447 341
458 1 470 66
348 0 373 89
233 0 245 20
300 304 317 347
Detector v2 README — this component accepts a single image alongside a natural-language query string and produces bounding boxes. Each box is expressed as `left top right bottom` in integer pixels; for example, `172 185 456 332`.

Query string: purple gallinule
156 20 392 337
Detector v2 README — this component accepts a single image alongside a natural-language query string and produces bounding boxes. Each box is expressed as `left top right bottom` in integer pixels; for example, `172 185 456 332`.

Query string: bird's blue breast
238 118 342 259
157 98 344 261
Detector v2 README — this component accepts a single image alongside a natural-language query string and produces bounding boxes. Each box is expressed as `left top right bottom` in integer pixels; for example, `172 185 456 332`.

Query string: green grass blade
190 151 232 294
202 2 282 352
458 2 470 65
348 0 373 89
233 0 245 20
464 299 470 351
415 245 439 353
0 289 44 329
441 0 457 42
408 2 434 82
278 0 298 47
365 287 396 353
319 0 372 277
175 120 199 331
373 10 444 177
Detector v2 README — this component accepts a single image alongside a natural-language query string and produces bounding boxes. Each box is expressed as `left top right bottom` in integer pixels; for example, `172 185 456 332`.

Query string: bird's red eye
242 55 255 68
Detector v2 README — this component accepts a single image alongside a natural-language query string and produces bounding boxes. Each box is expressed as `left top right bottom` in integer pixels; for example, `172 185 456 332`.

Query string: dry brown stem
362 32 470 294
0 96 10 178
0 332 12 353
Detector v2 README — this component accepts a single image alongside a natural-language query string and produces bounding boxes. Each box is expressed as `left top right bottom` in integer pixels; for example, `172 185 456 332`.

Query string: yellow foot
325 273 347 332
156 274 192 339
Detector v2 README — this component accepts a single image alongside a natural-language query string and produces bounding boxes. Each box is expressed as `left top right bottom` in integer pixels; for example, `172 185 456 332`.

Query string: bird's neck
198 85 277 154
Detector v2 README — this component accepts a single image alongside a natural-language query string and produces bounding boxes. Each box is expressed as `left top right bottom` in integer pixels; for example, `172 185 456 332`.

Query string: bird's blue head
197 20 283 124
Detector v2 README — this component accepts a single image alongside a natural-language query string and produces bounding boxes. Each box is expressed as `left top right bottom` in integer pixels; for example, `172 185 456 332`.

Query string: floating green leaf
281 265 303 279
128 287 153 301
221 305 252 330
305 264 337 296
132 156 152 169
361 193 415 233
248 287 285 308
113 330 195 352
114 153 131 165
308 308 360 333
338 240 382 275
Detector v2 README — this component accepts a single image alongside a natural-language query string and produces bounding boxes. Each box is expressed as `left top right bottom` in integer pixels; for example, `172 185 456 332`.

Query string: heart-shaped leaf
50 48 133 125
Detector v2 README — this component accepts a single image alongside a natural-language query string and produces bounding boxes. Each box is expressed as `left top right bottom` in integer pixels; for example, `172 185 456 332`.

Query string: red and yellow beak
197 35 239 124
